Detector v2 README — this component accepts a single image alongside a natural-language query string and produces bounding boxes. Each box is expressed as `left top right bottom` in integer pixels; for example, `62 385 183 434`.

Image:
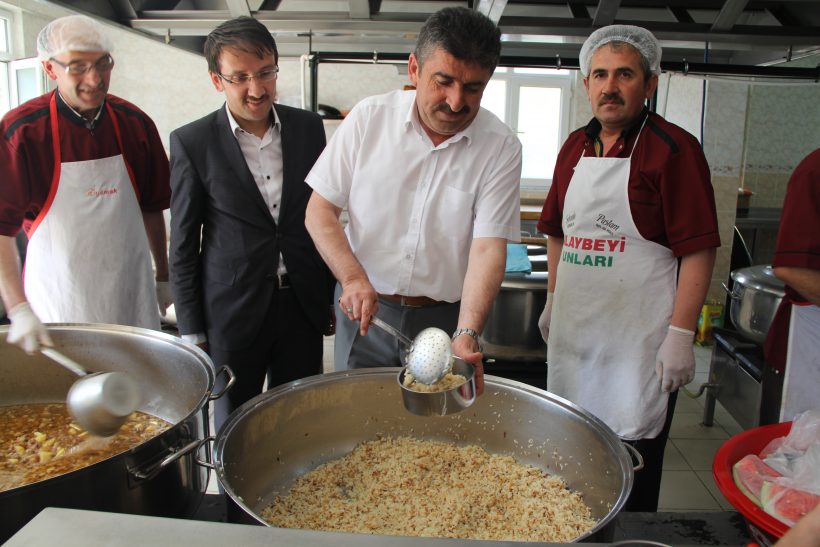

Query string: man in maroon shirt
765 148 820 420
0 15 171 352
536 25 719 511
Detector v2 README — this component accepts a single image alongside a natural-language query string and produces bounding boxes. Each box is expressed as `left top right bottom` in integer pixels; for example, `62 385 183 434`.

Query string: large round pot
727 265 785 344
0 323 224 543
213 369 634 543
482 271 548 361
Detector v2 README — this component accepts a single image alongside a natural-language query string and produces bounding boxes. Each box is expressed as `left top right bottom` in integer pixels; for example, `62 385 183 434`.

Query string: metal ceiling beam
667 6 694 24
711 0 750 31
131 11 820 47
225 0 251 17
475 0 508 24
592 0 621 26
349 0 371 19
107 0 138 21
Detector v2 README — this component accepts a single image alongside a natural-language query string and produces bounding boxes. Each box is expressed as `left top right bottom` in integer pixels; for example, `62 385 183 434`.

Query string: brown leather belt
378 293 445 308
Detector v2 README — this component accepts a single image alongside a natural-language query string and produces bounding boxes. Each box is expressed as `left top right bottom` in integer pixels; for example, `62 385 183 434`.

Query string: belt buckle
400 296 422 308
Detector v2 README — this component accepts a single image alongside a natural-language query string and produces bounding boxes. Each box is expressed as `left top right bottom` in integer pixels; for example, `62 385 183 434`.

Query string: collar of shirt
584 107 649 157
403 91 473 149
56 91 105 130
225 102 280 137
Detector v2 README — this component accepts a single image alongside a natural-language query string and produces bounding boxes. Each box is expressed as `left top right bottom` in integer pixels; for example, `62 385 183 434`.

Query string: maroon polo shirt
538 109 720 257
0 90 170 237
764 148 820 372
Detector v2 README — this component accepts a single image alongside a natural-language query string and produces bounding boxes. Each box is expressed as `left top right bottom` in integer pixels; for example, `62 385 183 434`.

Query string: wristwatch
452 327 482 350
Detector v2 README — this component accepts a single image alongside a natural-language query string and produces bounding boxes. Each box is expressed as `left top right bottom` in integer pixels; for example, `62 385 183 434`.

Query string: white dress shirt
225 103 287 275
306 90 522 302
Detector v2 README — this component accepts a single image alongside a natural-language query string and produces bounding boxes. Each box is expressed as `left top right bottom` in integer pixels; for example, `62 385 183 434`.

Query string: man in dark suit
169 16 333 429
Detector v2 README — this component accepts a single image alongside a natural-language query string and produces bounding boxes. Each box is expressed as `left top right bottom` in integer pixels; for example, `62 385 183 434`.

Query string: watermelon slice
761 480 820 527
732 454 783 507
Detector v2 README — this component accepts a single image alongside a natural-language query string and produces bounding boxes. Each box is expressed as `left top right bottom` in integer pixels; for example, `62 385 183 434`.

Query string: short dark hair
414 7 501 72
204 16 278 74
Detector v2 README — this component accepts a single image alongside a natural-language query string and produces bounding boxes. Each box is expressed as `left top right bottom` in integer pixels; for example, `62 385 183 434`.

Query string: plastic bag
759 409 820 526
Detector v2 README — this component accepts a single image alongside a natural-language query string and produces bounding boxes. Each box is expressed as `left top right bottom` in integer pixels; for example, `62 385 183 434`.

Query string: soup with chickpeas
0 403 171 492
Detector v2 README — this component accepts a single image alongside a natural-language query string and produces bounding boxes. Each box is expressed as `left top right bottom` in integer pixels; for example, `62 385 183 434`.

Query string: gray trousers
333 284 460 370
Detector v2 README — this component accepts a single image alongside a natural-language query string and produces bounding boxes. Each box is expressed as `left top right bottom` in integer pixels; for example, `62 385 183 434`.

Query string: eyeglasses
50 54 115 76
217 66 279 86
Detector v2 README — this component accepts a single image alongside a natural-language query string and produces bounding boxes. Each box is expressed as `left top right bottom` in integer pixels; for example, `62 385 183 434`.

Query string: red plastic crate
713 421 793 545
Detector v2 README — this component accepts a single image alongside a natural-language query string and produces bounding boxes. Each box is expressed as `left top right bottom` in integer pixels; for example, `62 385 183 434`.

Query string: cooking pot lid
730 265 785 296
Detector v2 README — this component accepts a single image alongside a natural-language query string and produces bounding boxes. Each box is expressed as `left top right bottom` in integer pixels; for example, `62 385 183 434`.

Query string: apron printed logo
86 187 119 198
562 235 626 268
595 214 620 235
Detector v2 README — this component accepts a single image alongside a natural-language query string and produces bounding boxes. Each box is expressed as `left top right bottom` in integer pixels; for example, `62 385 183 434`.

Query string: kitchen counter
734 207 781 229
6 498 754 546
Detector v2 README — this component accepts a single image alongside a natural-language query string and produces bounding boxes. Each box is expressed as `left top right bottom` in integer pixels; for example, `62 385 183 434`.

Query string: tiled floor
322 337 739 512
658 344 742 512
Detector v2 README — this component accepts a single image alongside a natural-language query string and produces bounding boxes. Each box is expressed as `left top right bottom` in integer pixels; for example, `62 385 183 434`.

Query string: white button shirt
306 90 522 302
225 104 287 275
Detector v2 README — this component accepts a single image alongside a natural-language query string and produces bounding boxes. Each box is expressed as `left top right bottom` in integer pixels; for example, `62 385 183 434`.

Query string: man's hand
156 281 173 318
452 332 484 396
538 292 554 343
338 278 378 336
655 326 696 392
7 302 52 354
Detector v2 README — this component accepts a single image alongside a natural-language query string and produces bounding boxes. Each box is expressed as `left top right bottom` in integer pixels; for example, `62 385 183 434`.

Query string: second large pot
0 324 225 543
213 368 633 543
727 265 786 344
482 271 548 361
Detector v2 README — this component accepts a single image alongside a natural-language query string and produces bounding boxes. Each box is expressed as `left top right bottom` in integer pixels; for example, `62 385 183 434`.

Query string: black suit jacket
169 104 333 350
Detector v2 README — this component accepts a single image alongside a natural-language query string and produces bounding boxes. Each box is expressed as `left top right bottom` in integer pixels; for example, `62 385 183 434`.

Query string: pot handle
622 442 645 472
721 282 741 299
208 365 236 401
194 436 216 470
130 437 211 482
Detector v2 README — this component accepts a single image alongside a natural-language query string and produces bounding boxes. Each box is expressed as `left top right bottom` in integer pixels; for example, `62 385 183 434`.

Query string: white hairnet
36 15 113 60
579 25 662 77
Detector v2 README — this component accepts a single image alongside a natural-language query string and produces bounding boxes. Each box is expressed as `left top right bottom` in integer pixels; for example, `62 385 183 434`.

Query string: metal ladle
41 347 141 437
369 317 453 384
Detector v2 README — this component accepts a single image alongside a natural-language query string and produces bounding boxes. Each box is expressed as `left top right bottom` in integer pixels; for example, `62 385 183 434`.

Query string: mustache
598 93 624 106
79 82 105 93
434 103 469 116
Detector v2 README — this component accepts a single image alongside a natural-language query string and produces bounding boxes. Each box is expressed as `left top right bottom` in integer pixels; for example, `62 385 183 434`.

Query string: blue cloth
505 243 531 273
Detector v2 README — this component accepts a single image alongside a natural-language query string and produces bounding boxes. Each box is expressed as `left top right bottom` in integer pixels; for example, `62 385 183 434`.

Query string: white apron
23 94 159 330
779 304 820 421
547 122 677 439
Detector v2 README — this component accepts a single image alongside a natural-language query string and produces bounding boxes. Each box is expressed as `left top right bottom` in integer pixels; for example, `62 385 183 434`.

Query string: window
0 9 10 117
10 57 47 106
482 67 572 190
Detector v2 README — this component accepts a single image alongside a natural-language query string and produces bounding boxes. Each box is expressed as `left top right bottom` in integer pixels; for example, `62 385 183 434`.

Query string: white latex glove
655 326 696 393
7 301 52 354
156 281 173 318
538 292 554 343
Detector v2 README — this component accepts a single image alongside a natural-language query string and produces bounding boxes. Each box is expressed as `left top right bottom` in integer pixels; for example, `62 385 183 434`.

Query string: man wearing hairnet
0 15 172 353
537 25 719 510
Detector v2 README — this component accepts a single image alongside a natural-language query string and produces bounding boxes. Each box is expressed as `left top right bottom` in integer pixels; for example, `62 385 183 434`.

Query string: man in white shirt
305 7 522 392
169 17 334 429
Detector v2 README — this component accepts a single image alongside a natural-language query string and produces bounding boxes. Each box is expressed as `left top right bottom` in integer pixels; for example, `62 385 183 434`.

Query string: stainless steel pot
725 265 786 344
482 271 548 361
0 324 230 543
213 369 635 543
